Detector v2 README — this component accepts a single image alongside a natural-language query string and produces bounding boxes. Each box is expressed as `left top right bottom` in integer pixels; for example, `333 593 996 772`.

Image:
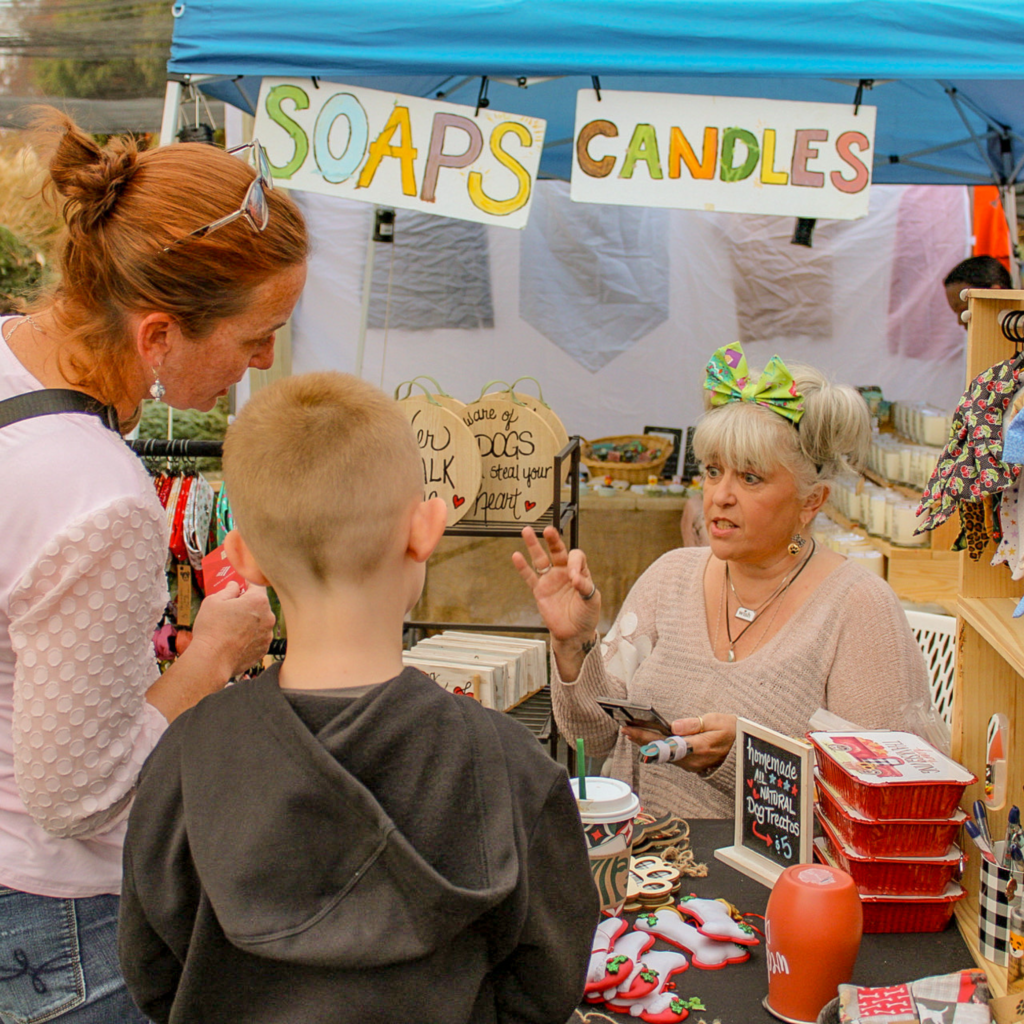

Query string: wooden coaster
460 395 559 525
397 395 482 527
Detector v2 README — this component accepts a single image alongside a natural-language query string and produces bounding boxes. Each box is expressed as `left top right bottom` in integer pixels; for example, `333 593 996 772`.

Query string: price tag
176 563 193 627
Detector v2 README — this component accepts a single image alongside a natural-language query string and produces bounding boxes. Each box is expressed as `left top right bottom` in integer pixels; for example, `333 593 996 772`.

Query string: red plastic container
814 769 965 858
814 839 965 933
815 808 961 896
807 731 975 820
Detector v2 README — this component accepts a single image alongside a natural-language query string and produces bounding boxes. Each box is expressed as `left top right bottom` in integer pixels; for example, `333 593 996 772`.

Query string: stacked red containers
807 731 975 934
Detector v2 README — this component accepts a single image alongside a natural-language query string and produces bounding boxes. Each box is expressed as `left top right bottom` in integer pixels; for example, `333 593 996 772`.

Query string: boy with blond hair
117 372 598 1024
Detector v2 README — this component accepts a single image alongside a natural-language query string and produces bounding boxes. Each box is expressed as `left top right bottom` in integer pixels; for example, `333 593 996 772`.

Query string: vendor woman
514 343 930 818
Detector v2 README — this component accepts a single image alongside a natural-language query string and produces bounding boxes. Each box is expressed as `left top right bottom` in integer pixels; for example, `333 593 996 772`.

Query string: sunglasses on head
162 140 273 252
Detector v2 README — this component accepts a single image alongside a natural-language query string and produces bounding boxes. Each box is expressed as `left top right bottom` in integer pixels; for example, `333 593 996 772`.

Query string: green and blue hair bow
703 342 804 426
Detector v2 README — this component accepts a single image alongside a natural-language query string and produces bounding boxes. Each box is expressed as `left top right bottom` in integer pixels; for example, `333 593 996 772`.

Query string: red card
201 544 248 595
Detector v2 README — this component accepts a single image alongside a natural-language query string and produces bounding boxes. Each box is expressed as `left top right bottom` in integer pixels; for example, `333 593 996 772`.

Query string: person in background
0 111 307 1022
514 342 930 820
118 372 598 1024
944 255 1012 326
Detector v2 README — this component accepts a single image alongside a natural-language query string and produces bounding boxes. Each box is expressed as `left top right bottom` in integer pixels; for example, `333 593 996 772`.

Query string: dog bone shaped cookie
585 917 630 993
605 989 693 1022
616 950 690 1000
634 908 750 970
676 896 759 945
585 929 655 995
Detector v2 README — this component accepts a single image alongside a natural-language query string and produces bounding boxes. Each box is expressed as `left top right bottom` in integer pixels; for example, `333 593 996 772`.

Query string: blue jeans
0 887 148 1024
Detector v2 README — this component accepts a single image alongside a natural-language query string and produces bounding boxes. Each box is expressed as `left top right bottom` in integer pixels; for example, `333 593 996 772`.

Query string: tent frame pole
1002 186 1022 289
159 80 184 147
354 216 377 379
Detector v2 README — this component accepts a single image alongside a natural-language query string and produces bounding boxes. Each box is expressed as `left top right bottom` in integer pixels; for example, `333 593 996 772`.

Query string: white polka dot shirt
1 318 169 897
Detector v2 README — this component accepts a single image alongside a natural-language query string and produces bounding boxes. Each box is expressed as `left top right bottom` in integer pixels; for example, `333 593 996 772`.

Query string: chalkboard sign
644 426 683 480
682 426 700 481
715 718 814 888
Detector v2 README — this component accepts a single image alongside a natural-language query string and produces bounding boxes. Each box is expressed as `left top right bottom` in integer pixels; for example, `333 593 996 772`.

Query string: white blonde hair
692 362 870 498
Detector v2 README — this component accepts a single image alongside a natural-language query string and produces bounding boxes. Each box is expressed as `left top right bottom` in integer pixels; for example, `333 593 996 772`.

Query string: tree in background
1 0 172 100
0 134 57 309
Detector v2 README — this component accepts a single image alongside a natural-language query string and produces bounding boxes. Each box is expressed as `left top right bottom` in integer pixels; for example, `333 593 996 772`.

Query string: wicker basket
581 434 674 484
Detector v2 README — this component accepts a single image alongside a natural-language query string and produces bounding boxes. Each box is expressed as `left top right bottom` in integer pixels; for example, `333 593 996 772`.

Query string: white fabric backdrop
288 181 970 440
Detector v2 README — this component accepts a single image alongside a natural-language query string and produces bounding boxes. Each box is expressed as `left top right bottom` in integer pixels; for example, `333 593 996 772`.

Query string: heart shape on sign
452 495 465 508
525 501 536 511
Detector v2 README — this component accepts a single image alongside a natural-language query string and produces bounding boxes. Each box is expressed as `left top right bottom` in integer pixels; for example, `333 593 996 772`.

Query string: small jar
868 490 889 537
891 500 928 547
883 446 902 482
858 487 874 526
846 549 885 577
910 405 925 444
898 445 913 485
921 408 949 447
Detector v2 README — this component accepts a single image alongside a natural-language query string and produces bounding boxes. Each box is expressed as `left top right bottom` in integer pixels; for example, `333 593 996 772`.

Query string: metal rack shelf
128 433 580 762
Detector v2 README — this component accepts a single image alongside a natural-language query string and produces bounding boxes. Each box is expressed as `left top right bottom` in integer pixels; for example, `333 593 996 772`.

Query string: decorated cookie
585 917 631 994
634 908 750 970
676 896 759 946
587 929 656 996
616 950 690 1000
605 989 703 1022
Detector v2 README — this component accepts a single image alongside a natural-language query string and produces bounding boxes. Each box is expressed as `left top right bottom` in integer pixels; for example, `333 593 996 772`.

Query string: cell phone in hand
596 696 673 736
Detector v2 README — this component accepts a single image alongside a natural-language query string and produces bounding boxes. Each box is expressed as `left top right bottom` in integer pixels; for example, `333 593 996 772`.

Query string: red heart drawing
452 495 465 508
525 501 536 511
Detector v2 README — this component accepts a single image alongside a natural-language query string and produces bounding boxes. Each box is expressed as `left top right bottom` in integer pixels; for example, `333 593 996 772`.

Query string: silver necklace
727 554 802 622
721 541 816 662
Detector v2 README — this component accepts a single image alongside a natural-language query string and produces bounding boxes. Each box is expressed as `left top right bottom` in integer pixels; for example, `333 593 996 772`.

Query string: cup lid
570 777 638 817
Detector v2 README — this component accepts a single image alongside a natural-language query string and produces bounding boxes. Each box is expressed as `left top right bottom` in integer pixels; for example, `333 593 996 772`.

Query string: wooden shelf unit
823 476 960 614
950 288 1024 992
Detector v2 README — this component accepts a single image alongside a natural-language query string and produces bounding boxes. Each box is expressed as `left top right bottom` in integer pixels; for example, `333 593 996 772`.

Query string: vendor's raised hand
622 713 737 775
512 525 600 681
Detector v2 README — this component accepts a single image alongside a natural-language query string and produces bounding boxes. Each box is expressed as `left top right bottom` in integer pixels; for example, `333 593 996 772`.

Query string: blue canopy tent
164 0 1024 272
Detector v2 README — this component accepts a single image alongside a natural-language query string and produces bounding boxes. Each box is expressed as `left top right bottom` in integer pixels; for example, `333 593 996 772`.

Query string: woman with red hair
0 112 308 1022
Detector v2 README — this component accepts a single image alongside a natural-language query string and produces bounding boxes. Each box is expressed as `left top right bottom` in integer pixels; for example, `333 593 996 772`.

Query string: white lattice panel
905 610 957 727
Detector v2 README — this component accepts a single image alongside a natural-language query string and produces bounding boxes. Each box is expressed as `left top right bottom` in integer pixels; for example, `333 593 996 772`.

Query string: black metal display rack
127 434 583 765
404 436 580 636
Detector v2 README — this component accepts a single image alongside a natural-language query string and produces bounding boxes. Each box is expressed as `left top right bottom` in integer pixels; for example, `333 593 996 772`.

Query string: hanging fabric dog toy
703 342 804 426
916 355 1024 539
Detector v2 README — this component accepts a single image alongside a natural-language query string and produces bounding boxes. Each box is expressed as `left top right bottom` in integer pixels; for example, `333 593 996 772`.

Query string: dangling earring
788 533 805 556
149 369 166 402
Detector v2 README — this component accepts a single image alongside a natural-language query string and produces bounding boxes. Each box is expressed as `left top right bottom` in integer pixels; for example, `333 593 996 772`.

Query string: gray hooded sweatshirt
118 665 598 1024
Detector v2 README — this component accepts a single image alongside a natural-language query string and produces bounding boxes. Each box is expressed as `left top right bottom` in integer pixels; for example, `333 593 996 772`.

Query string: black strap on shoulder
0 389 120 433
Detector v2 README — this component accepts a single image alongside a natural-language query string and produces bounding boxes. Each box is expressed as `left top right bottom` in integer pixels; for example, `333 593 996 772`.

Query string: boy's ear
223 529 272 586
408 497 447 563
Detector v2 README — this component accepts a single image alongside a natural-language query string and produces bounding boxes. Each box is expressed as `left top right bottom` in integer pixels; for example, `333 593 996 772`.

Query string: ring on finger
535 563 552 576
696 715 705 734
582 582 597 601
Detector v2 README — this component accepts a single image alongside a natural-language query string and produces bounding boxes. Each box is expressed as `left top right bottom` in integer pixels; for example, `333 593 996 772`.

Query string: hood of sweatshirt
174 666 521 970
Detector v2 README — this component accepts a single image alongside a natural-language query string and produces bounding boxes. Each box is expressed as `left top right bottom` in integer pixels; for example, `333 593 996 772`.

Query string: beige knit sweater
552 547 931 819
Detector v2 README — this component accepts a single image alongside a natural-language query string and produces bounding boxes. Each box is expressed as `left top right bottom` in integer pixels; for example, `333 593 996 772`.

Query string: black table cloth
577 819 974 1023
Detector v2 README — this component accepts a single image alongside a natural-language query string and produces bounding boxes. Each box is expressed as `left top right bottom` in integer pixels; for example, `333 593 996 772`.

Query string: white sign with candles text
571 90 875 220
253 77 545 229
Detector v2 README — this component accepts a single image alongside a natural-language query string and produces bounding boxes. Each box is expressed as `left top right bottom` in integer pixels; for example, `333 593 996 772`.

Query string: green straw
577 737 586 799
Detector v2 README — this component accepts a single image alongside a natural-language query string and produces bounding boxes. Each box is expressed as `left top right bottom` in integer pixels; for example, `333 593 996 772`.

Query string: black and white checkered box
980 841 1012 967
